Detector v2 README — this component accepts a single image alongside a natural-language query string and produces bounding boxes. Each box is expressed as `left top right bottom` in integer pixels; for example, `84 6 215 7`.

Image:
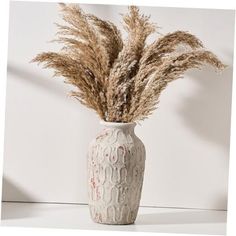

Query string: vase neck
100 121 136 133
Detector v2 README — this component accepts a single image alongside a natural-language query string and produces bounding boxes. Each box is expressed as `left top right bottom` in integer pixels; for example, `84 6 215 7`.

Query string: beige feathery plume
86 14 123 68
106 6 156 122
32 4 226 123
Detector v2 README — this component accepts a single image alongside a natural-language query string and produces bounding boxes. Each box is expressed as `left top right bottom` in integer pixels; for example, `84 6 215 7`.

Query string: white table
1 202 227 235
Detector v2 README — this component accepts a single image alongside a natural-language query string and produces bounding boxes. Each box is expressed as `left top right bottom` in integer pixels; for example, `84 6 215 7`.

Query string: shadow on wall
178 66 233 152
1 176 37 219
8 63 69 100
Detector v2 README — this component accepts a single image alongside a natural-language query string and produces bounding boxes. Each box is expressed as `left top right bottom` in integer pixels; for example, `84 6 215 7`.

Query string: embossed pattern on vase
88 123 146 224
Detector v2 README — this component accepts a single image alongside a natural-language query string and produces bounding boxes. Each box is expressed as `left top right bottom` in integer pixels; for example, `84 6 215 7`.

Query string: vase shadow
136 210 227 225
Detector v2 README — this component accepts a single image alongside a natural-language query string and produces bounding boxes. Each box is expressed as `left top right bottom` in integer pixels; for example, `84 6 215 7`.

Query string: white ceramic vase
88 121 146 225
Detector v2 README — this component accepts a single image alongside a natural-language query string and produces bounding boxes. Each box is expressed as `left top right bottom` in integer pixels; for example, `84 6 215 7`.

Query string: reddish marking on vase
96 188 100 200
96 132 109 140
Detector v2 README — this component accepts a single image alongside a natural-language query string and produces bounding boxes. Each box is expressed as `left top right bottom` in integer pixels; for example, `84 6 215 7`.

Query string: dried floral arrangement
32 3 225 122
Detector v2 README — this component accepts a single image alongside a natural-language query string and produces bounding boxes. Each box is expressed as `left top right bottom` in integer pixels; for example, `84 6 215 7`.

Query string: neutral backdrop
2 1 234 210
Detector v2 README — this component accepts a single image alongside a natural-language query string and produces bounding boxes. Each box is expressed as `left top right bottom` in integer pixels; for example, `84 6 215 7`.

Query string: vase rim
100 120 136 127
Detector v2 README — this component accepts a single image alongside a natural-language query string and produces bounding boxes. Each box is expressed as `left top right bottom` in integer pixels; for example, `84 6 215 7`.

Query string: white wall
2 2 234 210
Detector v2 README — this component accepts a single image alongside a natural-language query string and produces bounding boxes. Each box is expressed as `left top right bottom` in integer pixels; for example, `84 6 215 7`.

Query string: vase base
92 219 135 225
89 205 138 225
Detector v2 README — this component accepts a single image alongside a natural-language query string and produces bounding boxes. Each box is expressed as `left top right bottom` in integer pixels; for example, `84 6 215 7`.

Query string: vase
87 121 146 225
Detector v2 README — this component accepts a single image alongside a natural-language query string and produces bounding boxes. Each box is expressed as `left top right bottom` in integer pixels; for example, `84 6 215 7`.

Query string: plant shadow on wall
178 66 232 153
7 62 101 127
8 64 70 102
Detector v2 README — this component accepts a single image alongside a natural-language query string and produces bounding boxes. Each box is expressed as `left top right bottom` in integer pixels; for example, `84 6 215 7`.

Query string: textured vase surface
88 121 146 225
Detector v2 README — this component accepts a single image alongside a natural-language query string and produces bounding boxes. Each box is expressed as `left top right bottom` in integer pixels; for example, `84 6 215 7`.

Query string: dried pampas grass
32 3 226 122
